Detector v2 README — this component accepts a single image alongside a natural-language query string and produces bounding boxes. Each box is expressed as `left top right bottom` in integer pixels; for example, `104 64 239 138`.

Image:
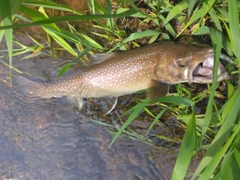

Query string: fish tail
15 75 83 99
15 76 41 96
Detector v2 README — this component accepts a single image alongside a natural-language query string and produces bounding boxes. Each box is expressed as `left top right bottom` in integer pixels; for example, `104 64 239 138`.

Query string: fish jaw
187 49 229 84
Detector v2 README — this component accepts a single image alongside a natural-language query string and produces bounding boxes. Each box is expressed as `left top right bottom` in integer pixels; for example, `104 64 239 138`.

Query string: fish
16 43 229 111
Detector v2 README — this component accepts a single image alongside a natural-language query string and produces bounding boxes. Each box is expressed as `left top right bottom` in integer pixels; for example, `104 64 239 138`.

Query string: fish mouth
191 53 229 84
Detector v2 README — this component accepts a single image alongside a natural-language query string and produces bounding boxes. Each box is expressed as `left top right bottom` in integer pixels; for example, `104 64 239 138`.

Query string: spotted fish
16 43 228 110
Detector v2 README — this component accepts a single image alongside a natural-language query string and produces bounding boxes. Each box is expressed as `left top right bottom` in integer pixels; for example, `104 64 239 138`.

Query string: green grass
0 0 239 179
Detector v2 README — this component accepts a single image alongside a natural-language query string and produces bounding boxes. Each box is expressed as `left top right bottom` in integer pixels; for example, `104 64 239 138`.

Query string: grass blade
22 0 76 13
20 5 78 56
110 96 193 146
0 0 17 85
150 96 194 106
109 100 147 147
192 86 240 179
187 0 197 17
0 8 140 30
199 28 222 144
172 111 197 180
198 123 240 180
122 30 161 44
146 107 169 135
57 47 92 77
126 0 155 19
105 0 114 29
88 0 95 14
233 148 240 169
229 0 240 64
221 151 233 180
165 0 188 25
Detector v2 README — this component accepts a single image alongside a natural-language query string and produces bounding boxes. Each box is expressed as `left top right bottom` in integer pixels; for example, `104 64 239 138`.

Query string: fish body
16 43 228 108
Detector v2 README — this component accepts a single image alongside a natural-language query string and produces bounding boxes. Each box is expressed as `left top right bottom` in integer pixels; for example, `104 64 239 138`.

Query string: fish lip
191 55 229 83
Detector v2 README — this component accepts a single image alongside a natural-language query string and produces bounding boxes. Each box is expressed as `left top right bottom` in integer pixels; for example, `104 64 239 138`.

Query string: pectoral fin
148 80 170 101
70 95 84 110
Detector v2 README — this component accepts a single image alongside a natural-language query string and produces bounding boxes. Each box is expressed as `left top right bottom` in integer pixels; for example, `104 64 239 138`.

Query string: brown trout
16 43 228 109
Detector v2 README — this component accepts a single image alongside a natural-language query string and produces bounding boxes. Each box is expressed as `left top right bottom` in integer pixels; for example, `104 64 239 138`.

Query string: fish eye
208 49 214 57
177 58 188 67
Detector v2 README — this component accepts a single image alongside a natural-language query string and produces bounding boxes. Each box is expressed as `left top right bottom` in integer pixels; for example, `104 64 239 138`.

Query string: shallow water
0 56 189 180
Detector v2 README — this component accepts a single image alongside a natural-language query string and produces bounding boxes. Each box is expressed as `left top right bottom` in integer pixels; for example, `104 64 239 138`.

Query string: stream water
0 55 192 180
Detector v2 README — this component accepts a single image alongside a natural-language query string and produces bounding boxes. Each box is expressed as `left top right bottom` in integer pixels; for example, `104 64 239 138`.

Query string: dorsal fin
147 80 170 102
87 53 116 66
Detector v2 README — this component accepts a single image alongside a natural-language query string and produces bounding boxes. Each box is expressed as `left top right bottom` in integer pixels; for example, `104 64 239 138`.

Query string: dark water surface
0 56 191 180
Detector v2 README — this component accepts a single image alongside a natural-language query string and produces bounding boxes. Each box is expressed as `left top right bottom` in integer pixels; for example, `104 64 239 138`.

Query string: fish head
155 44 228 84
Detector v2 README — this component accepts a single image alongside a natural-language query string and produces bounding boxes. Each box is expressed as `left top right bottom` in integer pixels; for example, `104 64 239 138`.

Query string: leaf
57 46 92 77
19 5 78 56
105 0 114 29
109 95 193 146
158 14 176 37
122 30 160 44
87 0 95 14
22 0 76 13
222 86 240 121
0 0 20 85
146 107 168 135
227 82 234 99
177 0 216 37
150 96 194 106
79 33 104 50
197 123 240 180
192 26 210 35
126 0 155 19
11 0 23 15
172 111 197 180
165 0 188 24
221 152 233 180
232 148 240 180
208 8 222 32
187 0 197 17
229 0 240 64
57 62 73 78
0 8 140 30
109 99 147 147
192 86 240 179
176 6 203 37
199 28 222 143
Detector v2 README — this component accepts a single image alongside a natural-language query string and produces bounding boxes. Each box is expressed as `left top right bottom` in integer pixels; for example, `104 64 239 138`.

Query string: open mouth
192 53 229 83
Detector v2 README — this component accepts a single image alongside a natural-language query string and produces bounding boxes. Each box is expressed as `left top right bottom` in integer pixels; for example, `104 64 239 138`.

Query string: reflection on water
0 57 190 180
